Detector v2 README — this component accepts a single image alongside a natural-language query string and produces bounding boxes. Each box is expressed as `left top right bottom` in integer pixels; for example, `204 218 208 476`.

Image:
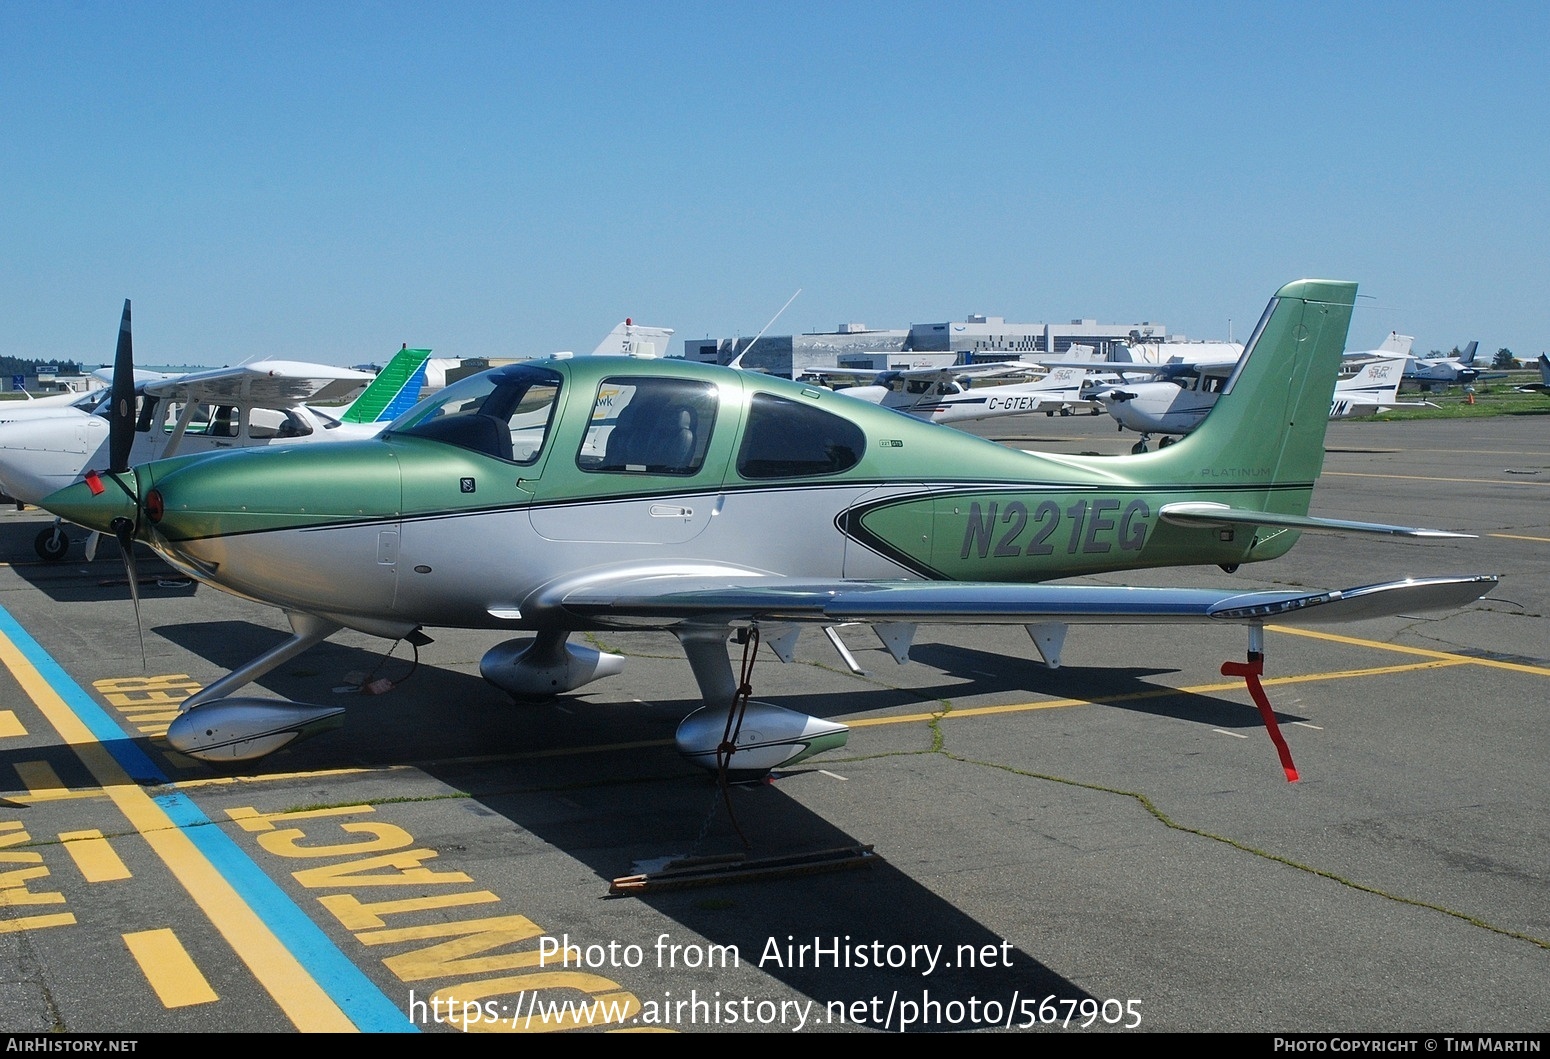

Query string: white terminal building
683 314 1172 378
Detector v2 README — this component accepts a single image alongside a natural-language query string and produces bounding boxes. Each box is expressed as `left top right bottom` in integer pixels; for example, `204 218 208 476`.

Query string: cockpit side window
577 377 718 475
389 366 562 465
736 392 865 479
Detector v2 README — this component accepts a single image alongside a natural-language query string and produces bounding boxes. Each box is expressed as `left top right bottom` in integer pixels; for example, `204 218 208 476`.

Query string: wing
144 361 375 407
540 568 1497 629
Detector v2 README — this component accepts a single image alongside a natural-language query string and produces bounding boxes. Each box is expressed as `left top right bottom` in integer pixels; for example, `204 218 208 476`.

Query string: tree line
0 357 87 377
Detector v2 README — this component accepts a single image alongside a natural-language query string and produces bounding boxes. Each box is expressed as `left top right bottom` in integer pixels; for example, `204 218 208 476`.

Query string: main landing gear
1129 434 1176 454
35 523 69 562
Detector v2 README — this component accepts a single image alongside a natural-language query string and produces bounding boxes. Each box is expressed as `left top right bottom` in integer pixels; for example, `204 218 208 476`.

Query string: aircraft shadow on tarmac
904 641 1306 730
148 619 1300 781
1 518 198 603
55 622 1103 1025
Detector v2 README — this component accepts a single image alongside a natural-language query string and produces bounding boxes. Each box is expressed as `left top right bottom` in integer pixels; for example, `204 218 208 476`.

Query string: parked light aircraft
803 364 1110 423
1516 354 1550 394
0 303 433 559
0 387 107 422
1098 357 1417 451
8 309 671 558
43 281 1494 785
1325 358 1425 418
0 369 179 427
1406 340 1479 389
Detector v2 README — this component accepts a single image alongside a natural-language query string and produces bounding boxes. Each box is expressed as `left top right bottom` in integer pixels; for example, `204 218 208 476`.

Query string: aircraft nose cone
40 471 140 536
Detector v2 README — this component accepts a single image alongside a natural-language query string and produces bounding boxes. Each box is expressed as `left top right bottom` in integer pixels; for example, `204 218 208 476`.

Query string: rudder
1140 280 1357 513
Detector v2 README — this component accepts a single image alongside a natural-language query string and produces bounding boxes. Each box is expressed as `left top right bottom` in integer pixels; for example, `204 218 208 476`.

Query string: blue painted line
0 603 416 1032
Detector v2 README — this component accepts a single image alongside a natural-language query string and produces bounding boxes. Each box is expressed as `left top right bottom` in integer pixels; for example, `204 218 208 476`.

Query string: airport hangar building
681 314 1170 378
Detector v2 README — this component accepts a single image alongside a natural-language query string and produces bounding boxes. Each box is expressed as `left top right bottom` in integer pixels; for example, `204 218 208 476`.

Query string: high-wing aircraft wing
0 310 427 561
143 360 374 407
42 280 1498 784
798 362 1030 387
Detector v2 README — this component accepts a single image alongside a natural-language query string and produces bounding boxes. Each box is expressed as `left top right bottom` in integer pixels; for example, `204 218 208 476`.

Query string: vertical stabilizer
1377 331 1414 356
341 346 434 424
591 320 676 358
1139 280 1358 514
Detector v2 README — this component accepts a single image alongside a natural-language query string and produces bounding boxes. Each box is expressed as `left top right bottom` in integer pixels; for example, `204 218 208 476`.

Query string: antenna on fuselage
733 288 802 367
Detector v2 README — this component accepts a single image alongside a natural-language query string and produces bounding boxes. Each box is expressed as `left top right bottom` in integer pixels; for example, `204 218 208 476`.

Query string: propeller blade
108 300 136 475
111 515 146 669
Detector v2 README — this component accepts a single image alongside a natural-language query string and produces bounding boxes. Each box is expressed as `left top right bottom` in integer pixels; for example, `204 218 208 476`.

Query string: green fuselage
43 281 1355 636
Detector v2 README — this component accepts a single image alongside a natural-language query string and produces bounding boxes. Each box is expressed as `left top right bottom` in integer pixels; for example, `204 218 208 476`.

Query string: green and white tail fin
340 346 434 424
1141 280 1357 506
1139 280 1468 540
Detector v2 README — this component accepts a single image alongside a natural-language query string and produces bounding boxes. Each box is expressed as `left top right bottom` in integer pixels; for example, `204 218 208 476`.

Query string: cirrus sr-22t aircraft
44 280 1495 784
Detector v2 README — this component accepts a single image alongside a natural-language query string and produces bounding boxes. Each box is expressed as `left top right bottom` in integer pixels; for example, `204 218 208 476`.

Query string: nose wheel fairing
166 698 345 762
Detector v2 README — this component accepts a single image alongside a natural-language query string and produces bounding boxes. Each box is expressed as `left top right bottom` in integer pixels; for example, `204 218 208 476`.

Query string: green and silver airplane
42 280 1495 779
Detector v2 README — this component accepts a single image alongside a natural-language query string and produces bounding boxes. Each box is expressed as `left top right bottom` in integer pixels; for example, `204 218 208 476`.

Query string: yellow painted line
123 928 219 1008
7 760 105 803
14 760 68 795
174 765 410 791
1269 625 1550 677
0 912 76 933
59 829 132 883
847 658 1471 728
0 630 357 1031
1489 532 1550 543
0 711 26 738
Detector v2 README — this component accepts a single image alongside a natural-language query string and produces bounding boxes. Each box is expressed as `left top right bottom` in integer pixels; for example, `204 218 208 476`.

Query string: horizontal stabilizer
1158 502 1475 539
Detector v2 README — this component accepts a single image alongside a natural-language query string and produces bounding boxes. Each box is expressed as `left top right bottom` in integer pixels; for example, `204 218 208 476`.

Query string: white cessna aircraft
0 369 181 427
1 303 433 559
10 306 672 560
1405 340 1479 389
1096 357 1413 452
801 363 1114 423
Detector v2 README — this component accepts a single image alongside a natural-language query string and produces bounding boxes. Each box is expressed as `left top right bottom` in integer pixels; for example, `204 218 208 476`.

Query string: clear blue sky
4 1 1546 366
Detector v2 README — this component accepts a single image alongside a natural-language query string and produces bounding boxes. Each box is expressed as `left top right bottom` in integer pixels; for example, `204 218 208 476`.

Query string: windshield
385 364 562 464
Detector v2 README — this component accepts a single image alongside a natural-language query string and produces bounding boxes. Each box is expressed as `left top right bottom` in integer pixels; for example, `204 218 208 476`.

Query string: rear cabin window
577 377 718 475
736 392 865 479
